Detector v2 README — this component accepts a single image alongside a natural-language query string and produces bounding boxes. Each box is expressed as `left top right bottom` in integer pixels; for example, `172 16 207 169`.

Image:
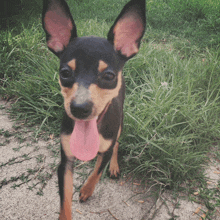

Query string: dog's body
42 0 146 219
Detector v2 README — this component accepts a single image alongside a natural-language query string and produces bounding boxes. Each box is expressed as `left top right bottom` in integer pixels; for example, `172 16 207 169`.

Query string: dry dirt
0 98 220 220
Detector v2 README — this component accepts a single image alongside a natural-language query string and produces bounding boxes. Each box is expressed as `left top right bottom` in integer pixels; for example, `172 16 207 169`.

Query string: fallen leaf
194 192 199 196
193 206 201 215
213 171 220 174
133 183 141 186
123 200 130 206
76 209 82 214
199 213 206 220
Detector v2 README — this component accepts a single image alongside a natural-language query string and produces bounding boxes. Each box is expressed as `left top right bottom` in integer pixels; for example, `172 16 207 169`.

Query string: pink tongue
70 118 100 161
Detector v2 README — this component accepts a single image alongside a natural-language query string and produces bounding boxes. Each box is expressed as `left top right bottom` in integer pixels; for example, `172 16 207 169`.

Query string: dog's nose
70 101 93 119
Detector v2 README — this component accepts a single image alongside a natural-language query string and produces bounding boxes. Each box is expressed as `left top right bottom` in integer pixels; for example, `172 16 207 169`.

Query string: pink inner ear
44 10 73 53
113 11 144 57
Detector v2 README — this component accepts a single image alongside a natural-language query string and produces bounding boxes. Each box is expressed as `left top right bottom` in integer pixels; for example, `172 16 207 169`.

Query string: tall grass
1 0 220 188
147 0 220 48
1 23 63 134
120 43 220 185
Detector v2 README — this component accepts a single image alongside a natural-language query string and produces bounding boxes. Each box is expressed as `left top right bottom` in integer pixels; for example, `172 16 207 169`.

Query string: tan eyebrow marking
68 59 76 70
98 60 108 72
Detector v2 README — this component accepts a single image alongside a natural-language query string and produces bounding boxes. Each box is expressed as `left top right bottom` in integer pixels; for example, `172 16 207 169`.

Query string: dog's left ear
42 0 77 57
108 0 146 59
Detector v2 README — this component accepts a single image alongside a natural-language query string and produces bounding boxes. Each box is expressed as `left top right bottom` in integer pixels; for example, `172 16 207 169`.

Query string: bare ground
1 98 220 220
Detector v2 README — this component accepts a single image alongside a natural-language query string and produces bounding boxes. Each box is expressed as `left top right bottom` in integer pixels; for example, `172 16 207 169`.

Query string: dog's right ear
42 0 77 57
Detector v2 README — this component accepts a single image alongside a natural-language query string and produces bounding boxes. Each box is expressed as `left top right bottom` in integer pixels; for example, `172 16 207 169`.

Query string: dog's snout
70 101 93 119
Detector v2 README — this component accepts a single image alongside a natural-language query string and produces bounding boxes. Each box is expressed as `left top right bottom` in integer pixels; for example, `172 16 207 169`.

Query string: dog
42 0 146 219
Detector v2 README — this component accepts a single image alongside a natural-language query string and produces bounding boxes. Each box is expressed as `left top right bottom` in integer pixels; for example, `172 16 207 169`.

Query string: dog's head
42 0 146 121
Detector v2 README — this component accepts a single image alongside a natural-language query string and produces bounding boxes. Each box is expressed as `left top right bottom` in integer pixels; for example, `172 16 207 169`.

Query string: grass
1 0 220 217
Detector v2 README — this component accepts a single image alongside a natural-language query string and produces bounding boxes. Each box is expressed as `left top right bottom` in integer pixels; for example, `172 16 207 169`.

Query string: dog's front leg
79 150 112 202
58 135 74 220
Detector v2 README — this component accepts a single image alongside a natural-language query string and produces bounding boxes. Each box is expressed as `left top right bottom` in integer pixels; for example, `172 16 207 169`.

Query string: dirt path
0 98 219 220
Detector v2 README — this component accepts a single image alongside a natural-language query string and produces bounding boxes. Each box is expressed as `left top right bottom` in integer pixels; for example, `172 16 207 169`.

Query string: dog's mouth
69 103 110 161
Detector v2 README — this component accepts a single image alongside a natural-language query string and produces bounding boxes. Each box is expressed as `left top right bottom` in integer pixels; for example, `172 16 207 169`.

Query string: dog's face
58 37 124 121
42 0 146 122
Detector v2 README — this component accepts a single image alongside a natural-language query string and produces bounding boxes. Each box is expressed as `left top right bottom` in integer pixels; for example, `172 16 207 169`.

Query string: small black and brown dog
42 0 146 219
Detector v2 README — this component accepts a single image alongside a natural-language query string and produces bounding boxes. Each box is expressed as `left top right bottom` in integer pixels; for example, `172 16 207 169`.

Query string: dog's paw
109 162 120 178
79 184 95 202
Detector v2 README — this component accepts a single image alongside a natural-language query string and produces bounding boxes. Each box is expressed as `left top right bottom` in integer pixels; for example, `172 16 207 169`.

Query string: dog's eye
102 71 116 81
60 69 72 79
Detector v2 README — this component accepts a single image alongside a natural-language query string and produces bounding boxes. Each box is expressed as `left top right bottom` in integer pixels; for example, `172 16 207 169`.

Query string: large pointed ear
107 0 146 59
42 0 77 56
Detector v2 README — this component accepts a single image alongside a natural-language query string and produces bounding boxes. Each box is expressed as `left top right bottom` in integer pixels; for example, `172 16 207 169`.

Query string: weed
3 130 12 138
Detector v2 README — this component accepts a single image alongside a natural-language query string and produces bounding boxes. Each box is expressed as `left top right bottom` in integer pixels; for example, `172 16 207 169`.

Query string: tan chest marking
61 134 73 158
98 134 112 153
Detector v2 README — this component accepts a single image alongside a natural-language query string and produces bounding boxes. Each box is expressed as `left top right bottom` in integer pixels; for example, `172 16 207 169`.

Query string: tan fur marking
68 59 76 70
79 155 103 202
60 134 74 219
59 169 73 220
98 60 108 72
89 71 122 117
109 141 120 177
109 125 121 177
61 134 73 158
98 134 112 153
59 80 78 120
117 125 122 140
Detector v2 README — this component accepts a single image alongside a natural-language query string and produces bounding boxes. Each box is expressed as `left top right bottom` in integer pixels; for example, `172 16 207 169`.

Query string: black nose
70 100 93 119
